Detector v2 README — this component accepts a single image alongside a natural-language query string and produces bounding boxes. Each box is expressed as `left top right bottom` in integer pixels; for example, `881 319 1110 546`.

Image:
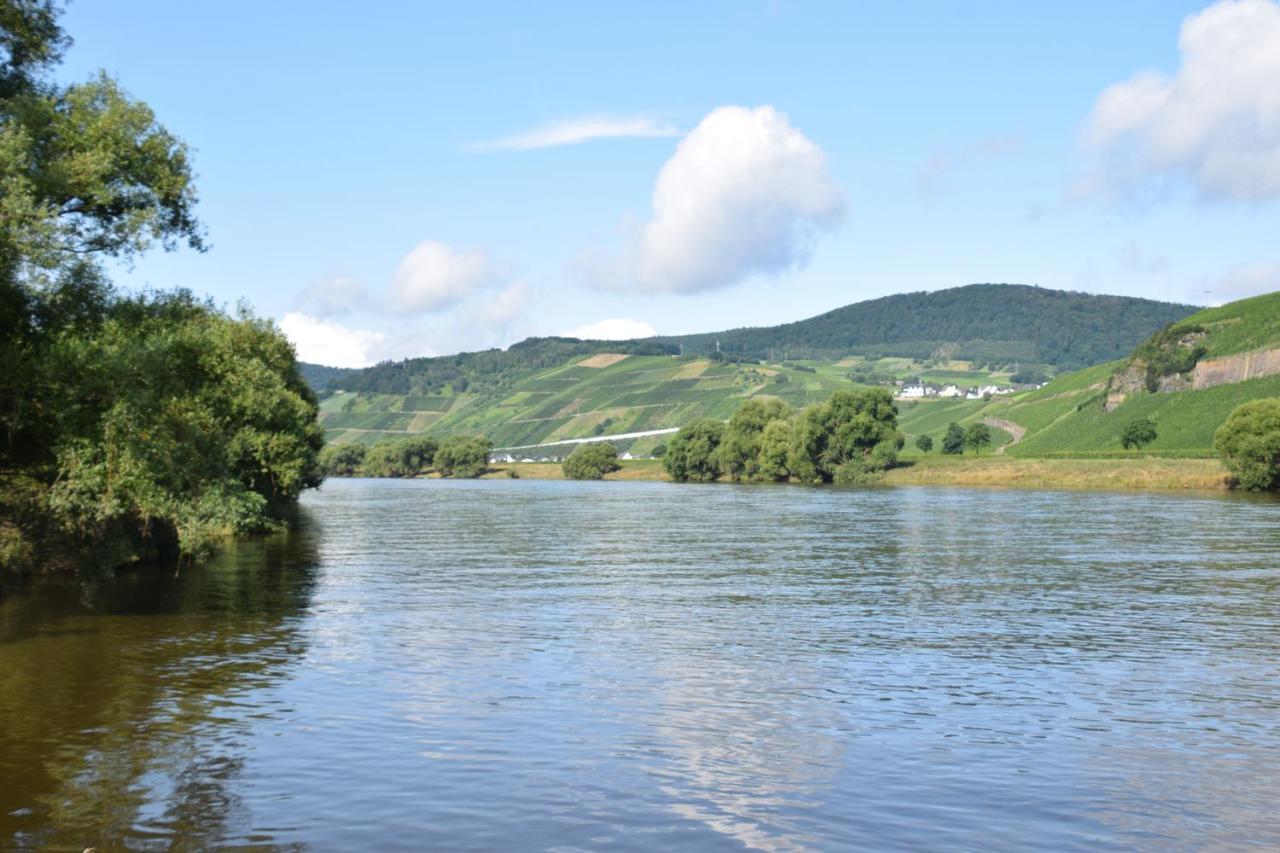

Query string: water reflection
0 516 320 849
2 480 1280 850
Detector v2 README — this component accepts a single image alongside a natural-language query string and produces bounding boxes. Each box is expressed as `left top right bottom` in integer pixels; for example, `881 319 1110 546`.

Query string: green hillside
319 352 1019 451
891 290 1280 460
652 283 1194 370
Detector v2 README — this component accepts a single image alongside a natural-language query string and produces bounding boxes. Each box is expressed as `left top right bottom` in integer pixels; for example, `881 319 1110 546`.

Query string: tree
965 422 992 454
319 443 366 477
942 423 966 455
915 434 933 453
1214 399 1280 491
787 388 900 483
563 442 621 480
359 436 437 478
433 435 491 478
717 397 792 481
663 419 725 482
1121 417 1158 450
756 419 793 482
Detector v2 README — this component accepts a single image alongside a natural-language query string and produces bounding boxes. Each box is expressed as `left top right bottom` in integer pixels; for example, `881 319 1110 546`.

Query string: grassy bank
881 455 1230 491
478 456 1231 491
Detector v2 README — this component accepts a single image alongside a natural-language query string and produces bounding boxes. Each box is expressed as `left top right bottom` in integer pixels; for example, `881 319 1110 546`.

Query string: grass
882 455 1230 491
1178 291 1280 357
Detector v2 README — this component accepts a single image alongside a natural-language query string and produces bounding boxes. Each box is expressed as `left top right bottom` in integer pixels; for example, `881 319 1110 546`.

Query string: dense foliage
915 434 934 453
964 423 992 454
1214 400 1280 491
1 4 321 572
1133 324 1207 392
662 388 902 484
432 435 492 479
942 423 966 455
1120 418 1158 450
652 284 1195 370
662 419 726 482
562 442 621 480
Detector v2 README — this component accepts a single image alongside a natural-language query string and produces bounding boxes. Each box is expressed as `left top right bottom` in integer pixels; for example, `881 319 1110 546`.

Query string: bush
787 387 899 483
942 423 966 455
319 443 366 477
1214 399 1280 490
434 435 492 478
663 419 725 482
1120 417 1158 450
915 434 933 453
563 443 621 480
718 398 792 481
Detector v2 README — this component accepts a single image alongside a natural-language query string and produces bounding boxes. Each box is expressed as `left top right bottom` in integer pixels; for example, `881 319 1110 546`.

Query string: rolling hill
894 290 1280 459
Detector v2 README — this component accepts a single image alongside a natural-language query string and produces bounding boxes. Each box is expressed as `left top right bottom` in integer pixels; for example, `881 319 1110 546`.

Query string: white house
939 385 964 398
899 383 929 399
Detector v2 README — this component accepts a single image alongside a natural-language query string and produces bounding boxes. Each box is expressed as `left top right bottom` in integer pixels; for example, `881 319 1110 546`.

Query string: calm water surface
3 479 1280 850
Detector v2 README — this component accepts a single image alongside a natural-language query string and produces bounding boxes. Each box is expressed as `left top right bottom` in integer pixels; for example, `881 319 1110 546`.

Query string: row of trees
319 435 492 480
2 2 324 573
662 388 903 484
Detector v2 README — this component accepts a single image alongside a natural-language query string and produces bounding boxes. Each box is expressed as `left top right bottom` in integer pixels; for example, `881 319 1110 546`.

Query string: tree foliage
964 422 992 454
1120 417 1158 450
915 434 933 453
319 443 366 477
942 423 966 455
562 442 621 480
1 5 319 572
788 388 900 483
663 419 726 482
718 398 792 481
1214 399 1280 491
433 435 491 479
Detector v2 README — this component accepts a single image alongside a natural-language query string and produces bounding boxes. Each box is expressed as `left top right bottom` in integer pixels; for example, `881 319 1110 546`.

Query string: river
3 479 1279 850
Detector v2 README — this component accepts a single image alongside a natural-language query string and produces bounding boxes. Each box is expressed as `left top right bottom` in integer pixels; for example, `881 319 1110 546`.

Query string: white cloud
584 105 845 294
476 116 679 150
1085 0 1280 200
294 275 368 317
280 312 387 368
564 318 657 340
389 240 494 313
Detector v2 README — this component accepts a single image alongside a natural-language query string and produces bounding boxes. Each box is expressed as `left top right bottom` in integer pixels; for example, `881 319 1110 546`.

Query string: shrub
942 423 966 455
563 443 621 480
1214 399 1280 490
915 434 933 453
319 443 366 477
434 435 492 478
663 419 725 482
1120 417 1158 450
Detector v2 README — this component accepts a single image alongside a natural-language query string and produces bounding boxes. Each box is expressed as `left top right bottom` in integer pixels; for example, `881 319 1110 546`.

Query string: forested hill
314 284 1195 396
653 284 1196 370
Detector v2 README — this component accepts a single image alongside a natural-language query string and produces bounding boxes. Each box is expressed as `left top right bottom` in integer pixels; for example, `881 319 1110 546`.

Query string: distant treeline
320 435 492 479
662 387 903 485
652 284 1195 370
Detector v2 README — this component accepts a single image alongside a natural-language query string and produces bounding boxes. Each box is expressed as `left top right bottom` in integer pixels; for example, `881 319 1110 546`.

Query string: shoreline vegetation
465 456 1234 492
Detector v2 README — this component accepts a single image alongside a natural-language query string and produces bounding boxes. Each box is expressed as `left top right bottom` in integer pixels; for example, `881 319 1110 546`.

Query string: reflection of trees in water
0 513 320 850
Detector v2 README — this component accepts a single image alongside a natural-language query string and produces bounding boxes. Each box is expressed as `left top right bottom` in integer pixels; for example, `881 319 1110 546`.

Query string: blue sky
59 0 1280 365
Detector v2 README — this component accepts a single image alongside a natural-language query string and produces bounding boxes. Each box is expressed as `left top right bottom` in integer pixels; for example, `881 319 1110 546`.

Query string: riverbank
480 456 1233 490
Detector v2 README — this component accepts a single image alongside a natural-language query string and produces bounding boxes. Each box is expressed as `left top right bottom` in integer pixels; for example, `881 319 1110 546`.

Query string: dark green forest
652 284 1195 369
1 2 322 574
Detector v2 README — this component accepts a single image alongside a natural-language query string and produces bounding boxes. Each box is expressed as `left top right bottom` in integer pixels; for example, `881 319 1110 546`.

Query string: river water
3 479 1280 850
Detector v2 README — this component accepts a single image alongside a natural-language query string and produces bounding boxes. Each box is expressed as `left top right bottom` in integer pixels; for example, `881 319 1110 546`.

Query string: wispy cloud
474 116 680 150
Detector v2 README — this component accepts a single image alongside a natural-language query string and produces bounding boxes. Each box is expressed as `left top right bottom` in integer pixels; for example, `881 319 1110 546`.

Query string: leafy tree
915 434 933 453
964 422 992 454
1214 399 1280 491
663 419 725 482
563 442 621 480
319 443 366 477
1120 417 1158 450
718 397 792 481
359 436 437 478
756 419 793 482
942 423 966 455
651 443 667 458
433 435 491 478
787 388 899 483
